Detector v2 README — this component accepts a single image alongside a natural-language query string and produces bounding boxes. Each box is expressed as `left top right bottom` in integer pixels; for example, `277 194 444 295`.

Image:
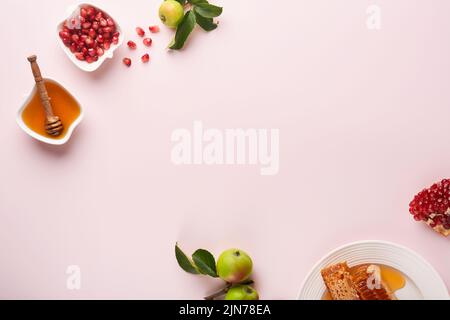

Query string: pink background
1 0 450 299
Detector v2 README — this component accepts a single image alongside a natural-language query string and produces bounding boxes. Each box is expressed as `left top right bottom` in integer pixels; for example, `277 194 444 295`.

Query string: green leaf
175 243 199 274
194 11 217 31
192 249 218 277
194 3 222 18
169 10 196 50
189 0 208 4
175 0 187 5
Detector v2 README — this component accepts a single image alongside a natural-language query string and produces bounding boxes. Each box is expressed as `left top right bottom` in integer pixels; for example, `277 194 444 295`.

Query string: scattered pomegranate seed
123 58 132 67
59 5 119 64
127 40 137 49
143 38 152 47
136 27 145 37
141 54 150 63
149 25 160 33
409 179 450 236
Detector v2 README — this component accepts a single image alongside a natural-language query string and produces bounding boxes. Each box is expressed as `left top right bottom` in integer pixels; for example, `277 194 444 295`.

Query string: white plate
298 240 449 300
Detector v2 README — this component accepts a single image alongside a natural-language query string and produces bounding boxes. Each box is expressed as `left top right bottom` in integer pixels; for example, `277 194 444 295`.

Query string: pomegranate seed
127 41 137 49
95 11 103 21
86 6 96 17
89 28 97 38
88 48 96 57
71 34 79 42
112 36 119 45
59 31 70 39
97 34 104 43
80 8 87 18
85 37 94 47
97 48 104 56
141 53 150 63
100 18 107 27
103 41 111 50
136 27 145 37
102 27 113 33
75 52 85 61
149 25 160 33
82 22 92 29
123 58 132 67
143 38 152 47
107 18 115 26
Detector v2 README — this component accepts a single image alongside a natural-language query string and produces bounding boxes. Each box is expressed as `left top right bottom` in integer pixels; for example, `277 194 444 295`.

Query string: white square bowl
16 79 84 145
56 2 124 72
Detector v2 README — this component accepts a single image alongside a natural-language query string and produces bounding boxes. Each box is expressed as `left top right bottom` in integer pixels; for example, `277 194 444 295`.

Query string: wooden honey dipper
27 55 63 137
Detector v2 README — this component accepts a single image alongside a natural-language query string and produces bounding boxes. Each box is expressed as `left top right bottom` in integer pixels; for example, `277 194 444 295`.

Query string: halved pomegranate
409 179 450 236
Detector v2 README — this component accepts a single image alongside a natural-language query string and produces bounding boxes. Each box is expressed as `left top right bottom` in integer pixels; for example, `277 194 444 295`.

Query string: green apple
225 285 259 300
159 0 184 28
216 249 253 283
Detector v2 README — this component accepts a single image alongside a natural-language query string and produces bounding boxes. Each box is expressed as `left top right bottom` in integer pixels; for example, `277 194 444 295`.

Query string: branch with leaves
169 0 223 50
175 243 259 300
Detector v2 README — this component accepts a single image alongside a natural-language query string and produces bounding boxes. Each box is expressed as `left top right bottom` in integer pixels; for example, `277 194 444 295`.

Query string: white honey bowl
16 78 84 146
56 2 124 72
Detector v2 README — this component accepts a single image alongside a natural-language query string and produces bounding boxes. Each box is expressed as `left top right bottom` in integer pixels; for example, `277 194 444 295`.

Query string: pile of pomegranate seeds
409 179 450 234
59 6 120 64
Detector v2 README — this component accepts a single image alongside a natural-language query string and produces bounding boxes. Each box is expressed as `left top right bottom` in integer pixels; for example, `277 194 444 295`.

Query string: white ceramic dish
16 78 84 146
298 240 449 300
56 2 124 72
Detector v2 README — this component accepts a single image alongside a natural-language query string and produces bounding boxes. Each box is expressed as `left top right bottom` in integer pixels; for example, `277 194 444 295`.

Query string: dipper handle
27 55 54 117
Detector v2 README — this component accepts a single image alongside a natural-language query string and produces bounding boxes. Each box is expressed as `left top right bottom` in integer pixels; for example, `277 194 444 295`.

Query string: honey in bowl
22 79 81 140
321 264 406 300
